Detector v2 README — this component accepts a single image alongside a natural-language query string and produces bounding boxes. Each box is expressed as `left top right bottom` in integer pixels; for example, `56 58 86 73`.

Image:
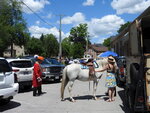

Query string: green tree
103 37 111 50
103 37 111 47
69 23 89 49
40 33 44 43
25 37 43 55
42 34 59 57
117 21 131 33
69 23 89 58
0 23 11 56
62 37 72 58
0 0 29 57
71 43 85 58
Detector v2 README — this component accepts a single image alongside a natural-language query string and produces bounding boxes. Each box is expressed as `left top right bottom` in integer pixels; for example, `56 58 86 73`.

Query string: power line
20 0 53 27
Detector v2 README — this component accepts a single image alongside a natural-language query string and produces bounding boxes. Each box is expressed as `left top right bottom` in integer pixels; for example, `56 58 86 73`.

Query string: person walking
32 56 44 96
96 56 118 102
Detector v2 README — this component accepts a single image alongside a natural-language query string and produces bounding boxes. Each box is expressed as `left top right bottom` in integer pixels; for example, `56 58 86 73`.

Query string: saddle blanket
80 64 89 69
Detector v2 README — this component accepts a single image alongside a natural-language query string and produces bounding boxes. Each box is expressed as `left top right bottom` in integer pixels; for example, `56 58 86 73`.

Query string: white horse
60 58 108 102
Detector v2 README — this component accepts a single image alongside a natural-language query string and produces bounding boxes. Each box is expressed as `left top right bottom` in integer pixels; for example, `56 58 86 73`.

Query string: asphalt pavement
0 75 130 113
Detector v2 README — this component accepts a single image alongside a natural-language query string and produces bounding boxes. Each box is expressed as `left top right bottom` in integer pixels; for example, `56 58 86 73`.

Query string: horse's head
96 57 108 69
96 57 118 73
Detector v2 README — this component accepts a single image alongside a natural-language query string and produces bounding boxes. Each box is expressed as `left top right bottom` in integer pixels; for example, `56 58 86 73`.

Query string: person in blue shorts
96 56 118 102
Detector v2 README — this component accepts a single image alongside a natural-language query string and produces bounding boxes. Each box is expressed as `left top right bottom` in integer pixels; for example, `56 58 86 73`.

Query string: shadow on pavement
19 87 32 93
42 80 61 84
64 94 107 101
0 101 21 112
118 89 130 113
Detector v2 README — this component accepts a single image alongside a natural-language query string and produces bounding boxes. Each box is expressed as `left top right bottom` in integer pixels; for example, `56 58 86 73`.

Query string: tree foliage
71 43 85 58
62 37 72 58
25 34 59 57
117 21 131 33
0 0 29 57
25 37 43 55
103 37 111 47
0 24 11 56
68 23 90 58
69 23 89 49
42 34 59 57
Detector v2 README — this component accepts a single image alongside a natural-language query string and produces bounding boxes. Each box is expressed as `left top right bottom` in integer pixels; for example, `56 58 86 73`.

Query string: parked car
22 56 65 82
116 56 126 87
0 57 19 105
6 58 33 89
42 58 65 82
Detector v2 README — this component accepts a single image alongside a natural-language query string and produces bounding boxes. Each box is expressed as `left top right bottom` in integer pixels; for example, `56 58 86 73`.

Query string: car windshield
10 61 33 68
41 59 50 65
46 58 61 65
0 59 12 72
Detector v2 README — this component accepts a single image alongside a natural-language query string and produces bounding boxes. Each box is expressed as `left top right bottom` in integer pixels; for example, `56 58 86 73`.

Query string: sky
20 0 150 44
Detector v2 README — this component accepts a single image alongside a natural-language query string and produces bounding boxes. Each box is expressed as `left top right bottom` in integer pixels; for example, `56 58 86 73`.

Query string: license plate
55 76 59 79
24 71 29 74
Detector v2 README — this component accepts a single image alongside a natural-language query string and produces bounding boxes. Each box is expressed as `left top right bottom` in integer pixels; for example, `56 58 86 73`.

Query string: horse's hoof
93 97 98 100
70 98 76 102
61 98 65 101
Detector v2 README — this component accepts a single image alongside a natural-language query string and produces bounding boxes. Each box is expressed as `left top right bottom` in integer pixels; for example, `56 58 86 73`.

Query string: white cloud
46 13 52 19
20 0 50 14
87 15 125 38
82 0 95 6
35 21 40 25
61 12 86 25
28 25 67 40
111 0 150 14
60 12 125 43
29 12 125 44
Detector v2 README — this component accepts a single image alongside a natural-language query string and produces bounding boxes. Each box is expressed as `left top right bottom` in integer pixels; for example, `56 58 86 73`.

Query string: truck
111 6 150 113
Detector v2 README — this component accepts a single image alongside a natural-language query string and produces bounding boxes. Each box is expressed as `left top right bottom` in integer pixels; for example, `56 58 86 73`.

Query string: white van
0 57 19 105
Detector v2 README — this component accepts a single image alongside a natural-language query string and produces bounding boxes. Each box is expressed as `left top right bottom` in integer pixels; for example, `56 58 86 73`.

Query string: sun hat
34 54 39 59
37 56 44 61
108 56 115 63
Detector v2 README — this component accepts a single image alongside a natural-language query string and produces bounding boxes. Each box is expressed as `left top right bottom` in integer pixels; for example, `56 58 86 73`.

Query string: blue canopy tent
98 51 118 57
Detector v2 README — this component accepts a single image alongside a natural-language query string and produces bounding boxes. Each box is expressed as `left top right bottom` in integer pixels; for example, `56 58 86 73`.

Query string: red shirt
32 62 42 87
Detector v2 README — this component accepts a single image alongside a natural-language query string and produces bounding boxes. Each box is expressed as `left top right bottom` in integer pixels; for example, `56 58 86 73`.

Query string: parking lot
0 75 130 113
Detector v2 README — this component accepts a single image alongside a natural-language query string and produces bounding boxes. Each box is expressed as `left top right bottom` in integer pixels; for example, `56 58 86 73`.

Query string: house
84 44 108 59
3 44 25 57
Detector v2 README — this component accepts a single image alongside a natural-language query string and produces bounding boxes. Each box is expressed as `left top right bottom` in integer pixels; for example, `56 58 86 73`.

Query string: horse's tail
61 66 68 100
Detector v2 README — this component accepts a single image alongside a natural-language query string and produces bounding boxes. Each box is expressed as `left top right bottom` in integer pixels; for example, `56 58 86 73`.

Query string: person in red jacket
32 56 44 96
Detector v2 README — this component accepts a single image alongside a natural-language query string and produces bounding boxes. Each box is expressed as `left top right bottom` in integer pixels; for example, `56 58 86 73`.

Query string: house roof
89 44 108 52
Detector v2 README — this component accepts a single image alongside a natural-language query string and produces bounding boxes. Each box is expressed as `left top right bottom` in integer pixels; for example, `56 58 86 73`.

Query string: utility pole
57 14 65 62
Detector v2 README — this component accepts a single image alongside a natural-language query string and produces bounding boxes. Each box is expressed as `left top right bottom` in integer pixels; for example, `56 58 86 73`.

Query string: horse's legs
68 80 75 102
93 80 98 100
